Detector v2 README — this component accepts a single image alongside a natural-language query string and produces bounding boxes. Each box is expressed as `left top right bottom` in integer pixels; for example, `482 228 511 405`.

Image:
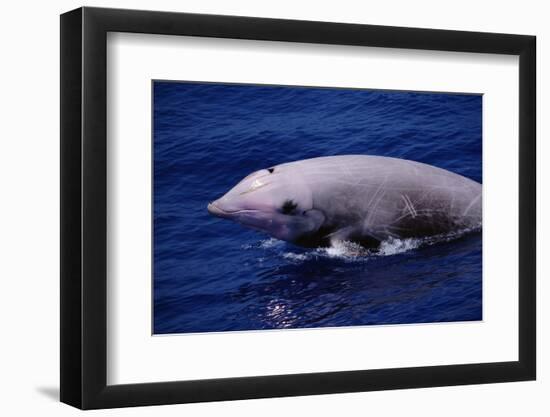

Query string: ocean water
153 81 482 334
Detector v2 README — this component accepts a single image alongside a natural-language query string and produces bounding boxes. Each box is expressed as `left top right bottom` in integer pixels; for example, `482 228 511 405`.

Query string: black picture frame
60 6 536 410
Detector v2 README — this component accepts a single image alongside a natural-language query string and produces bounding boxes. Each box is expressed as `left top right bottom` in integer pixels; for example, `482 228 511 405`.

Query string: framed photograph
60 6 536 409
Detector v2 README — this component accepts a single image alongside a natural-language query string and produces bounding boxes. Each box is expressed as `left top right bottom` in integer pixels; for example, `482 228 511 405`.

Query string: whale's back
276 155 481 243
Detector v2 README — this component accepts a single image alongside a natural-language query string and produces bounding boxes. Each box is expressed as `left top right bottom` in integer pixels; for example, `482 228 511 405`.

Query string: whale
207 155 482 248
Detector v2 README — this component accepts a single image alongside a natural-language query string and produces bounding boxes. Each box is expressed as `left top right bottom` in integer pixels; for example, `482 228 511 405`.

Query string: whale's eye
281 199 298 215
267 167 274 173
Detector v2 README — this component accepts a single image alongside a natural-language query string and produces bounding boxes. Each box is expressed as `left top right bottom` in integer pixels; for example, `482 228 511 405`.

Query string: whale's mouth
207 202 236 218
207 202 260 219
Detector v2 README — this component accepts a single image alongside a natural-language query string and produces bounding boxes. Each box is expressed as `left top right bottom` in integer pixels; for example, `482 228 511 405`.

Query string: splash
249 236 419 262
377 237 423 256
246 227 480 263
323 240 370 258
281 241 371 263
376 226 481 257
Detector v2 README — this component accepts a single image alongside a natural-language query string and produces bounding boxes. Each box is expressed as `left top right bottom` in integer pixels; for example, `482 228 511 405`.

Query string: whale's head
207 166 325 242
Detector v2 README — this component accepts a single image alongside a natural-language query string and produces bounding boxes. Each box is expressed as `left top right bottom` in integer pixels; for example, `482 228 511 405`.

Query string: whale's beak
207 200 261 221
207 202 230 218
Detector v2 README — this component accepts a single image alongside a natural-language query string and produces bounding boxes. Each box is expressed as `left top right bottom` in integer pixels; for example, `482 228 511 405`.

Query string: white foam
281 241 370 263
377 237 422 256
245 227 480 263
259 238 284 249
323 240 369 259
282 252 309 261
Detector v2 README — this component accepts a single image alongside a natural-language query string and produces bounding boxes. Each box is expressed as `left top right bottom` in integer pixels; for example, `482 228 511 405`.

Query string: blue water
153 81 482 334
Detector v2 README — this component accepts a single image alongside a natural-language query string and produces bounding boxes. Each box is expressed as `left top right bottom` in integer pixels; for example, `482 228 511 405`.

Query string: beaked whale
207 155 481 248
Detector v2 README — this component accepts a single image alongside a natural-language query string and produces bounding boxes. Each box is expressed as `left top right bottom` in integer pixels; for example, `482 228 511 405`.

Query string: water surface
153 81 482 334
